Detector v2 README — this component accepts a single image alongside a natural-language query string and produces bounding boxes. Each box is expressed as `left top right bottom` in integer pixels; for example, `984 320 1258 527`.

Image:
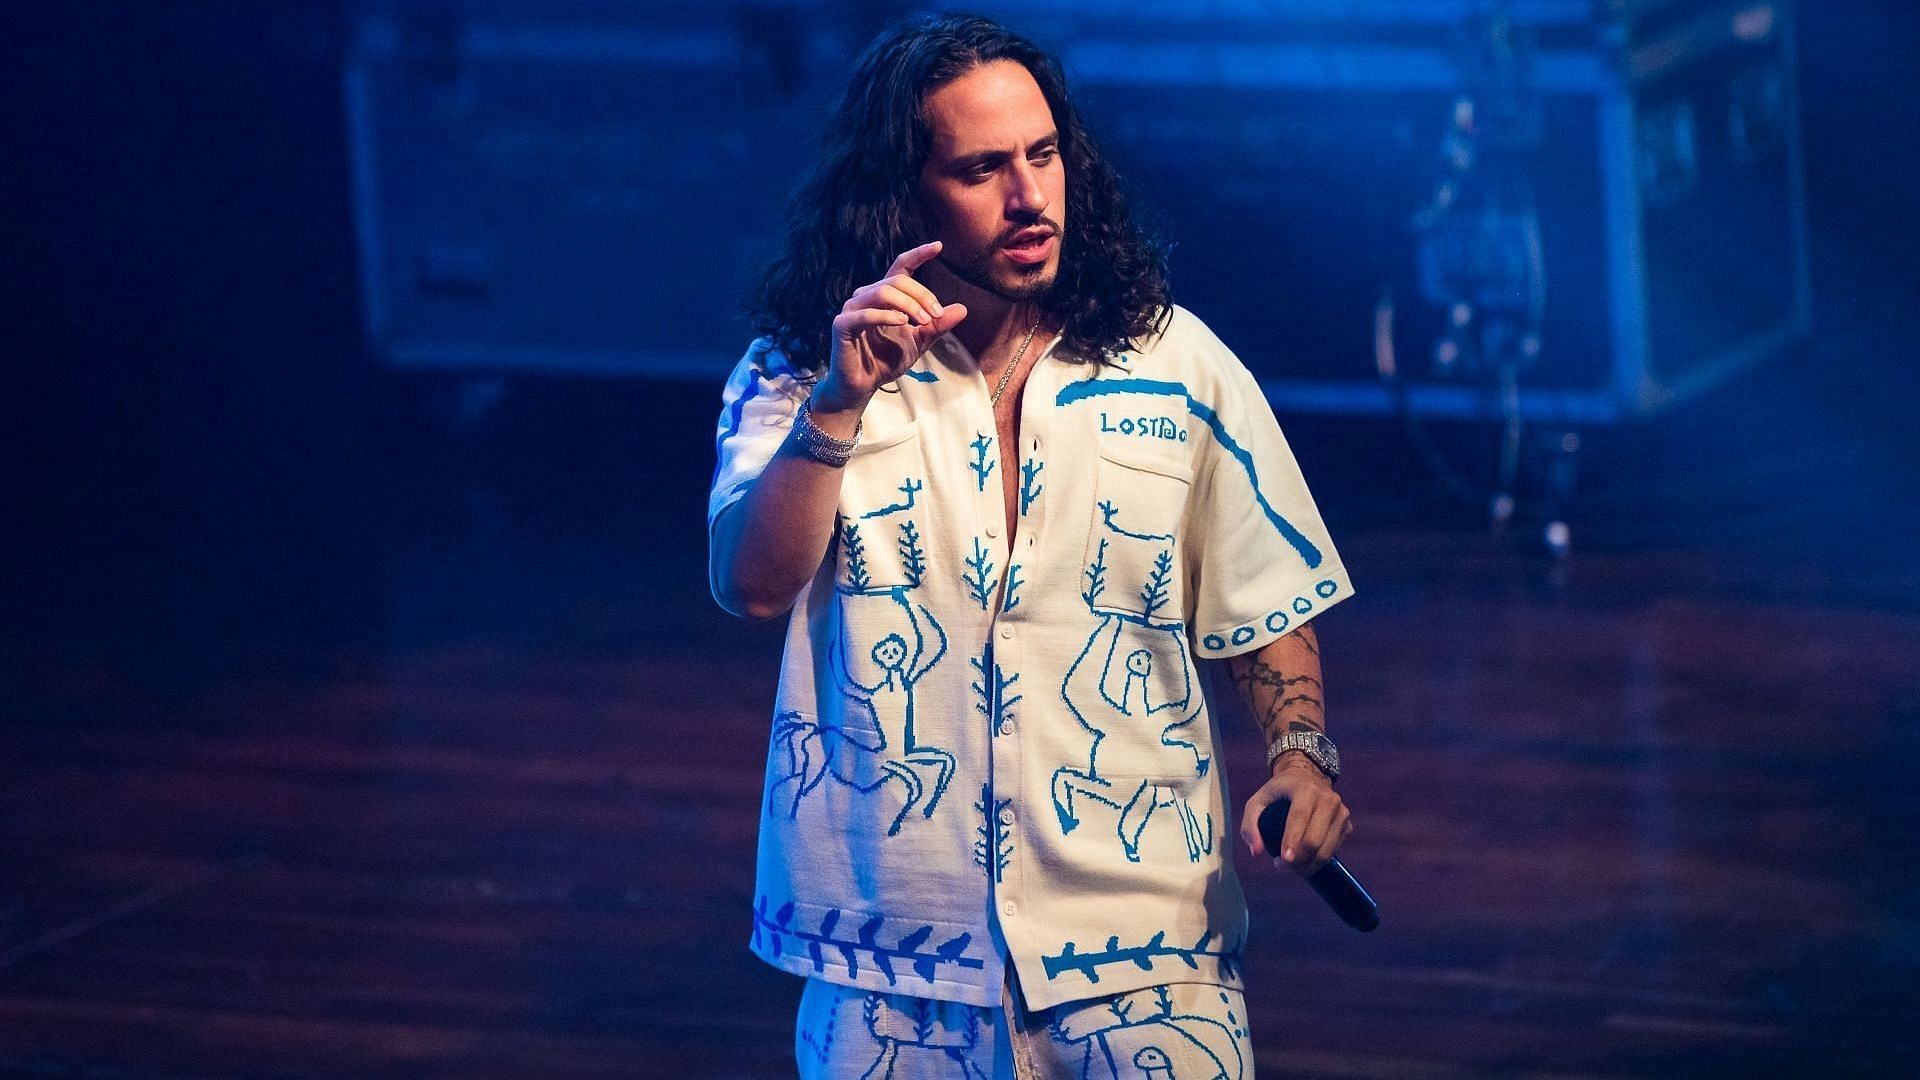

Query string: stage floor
5 363 1917 1077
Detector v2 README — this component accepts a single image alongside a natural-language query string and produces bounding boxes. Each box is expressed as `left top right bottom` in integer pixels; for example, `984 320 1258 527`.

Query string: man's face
918 60 1066 302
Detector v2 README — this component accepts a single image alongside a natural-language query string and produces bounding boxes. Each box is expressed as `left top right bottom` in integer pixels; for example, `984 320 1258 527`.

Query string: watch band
1266 729 1340 785
791 398 861 467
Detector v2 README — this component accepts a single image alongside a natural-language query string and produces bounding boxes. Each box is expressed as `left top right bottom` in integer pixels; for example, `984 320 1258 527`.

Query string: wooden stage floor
5 375 1917 1077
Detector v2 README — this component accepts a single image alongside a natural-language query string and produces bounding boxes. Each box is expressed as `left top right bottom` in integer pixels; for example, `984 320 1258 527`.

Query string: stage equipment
986 0 1811 424
342 1 854 378
344 1 1807 423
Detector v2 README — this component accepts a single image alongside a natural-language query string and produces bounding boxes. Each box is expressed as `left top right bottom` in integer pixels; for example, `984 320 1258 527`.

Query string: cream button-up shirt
709 306 1352 1010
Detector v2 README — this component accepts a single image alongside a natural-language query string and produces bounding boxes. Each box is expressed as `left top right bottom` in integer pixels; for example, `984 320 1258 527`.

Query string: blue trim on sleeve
712 367 765 488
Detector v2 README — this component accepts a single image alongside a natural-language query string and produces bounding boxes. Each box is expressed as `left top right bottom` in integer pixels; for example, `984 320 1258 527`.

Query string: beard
939 218 1063 302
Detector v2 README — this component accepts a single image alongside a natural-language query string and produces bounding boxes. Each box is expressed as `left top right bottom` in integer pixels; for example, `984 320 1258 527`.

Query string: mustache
996 216 1063 245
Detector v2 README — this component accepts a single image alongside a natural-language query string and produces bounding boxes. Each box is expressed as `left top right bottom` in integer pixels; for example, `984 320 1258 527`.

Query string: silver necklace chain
989 314 1043 406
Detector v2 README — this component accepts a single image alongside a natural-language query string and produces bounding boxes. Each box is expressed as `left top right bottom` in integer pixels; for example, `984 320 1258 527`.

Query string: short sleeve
708 337 806 533
1183 331 1354 659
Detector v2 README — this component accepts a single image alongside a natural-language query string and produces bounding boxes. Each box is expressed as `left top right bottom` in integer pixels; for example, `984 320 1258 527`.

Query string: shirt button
997 806 1016 827
997 719 1015 737
986 522 999 538
1002 901 1017 917
1000 626 1013 640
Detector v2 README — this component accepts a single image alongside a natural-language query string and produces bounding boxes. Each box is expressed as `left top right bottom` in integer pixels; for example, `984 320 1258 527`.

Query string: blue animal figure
855 994 990 1079
1047 985 1244 1080
1053 530 1213 863
771 586 954 835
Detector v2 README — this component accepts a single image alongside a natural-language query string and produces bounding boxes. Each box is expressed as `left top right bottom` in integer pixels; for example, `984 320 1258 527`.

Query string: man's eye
1031 149 1059 165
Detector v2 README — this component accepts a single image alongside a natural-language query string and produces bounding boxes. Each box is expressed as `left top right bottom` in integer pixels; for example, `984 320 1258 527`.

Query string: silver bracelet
791 398 861 467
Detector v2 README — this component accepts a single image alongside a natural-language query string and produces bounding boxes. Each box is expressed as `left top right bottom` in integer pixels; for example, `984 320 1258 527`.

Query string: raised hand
814 241 969 414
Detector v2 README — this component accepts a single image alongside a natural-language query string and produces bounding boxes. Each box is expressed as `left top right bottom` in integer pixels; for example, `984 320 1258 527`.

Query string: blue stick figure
770 587 954 835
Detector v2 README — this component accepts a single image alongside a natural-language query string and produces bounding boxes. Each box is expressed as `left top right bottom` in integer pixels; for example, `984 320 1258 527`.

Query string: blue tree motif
962 537 995 609
897 520 927 587
1002 562 1025 612
753 896 985 985
856 982 989 1078
1081 538 1109 606
841 520 870 592
1019 458 1044 515
970 651 1022 732
1040 929 1243 984
972 784 1015 883
968 433 996 492
1138 549 1174 620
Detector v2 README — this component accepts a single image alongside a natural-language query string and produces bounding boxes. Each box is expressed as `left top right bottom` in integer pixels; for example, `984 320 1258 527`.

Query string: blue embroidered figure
1045 983 1245 1079
1053 501 1212 863
856 993 990 1079
769 586 954 835
1052 616 1214 863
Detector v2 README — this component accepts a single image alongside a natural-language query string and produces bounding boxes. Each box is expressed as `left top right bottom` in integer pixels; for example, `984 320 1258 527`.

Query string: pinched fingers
850 281 942 327
831 306 912 339
826 242 955 400
843 242 948 326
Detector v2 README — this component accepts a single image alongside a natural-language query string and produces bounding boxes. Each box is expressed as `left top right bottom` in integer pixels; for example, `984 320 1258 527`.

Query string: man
709 14 1353 1077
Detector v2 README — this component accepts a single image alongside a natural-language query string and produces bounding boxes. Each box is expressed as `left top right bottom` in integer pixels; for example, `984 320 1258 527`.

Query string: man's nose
1006 162 1048 218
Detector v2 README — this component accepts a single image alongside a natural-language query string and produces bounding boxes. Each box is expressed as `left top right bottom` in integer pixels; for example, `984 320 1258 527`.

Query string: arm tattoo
1224 632 1326 746
1294 623 1320 657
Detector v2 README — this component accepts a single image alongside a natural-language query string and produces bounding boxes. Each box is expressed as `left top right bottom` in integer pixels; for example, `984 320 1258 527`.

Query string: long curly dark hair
748 13 1171 377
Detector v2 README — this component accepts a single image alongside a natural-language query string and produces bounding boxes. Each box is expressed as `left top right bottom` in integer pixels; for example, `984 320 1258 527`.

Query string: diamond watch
1266 729 1340 785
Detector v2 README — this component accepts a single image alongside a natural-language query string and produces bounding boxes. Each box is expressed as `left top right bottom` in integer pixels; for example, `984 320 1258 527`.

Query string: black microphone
1257 799 1379 932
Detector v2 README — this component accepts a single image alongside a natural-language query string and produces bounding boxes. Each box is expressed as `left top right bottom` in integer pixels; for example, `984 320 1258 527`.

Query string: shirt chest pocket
834 427 929 594
1082 445 1192 623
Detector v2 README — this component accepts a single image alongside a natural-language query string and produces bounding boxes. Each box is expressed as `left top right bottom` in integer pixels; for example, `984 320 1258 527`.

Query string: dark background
7 1 1915 700
4 2 1918 1075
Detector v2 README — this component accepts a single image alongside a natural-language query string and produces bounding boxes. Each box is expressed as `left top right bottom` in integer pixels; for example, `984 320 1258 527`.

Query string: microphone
1257 799 1380 932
